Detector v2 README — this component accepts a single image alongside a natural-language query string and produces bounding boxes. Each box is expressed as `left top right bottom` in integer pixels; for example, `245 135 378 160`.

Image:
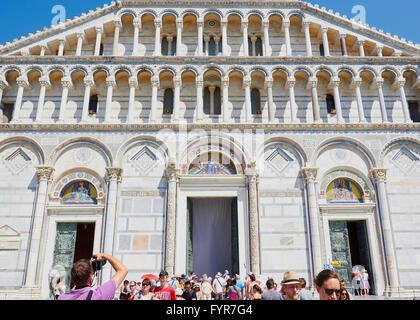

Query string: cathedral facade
0 0 420 299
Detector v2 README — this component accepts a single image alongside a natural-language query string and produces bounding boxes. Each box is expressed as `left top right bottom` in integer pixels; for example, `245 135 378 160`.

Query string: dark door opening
329 220 375 295
52 222 95 293
186 197 239 278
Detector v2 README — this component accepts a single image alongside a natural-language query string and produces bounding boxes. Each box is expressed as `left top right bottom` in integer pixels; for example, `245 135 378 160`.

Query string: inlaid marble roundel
73 147 93 165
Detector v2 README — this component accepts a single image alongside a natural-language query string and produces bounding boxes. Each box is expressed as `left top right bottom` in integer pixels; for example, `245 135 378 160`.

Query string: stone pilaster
246 163 260 276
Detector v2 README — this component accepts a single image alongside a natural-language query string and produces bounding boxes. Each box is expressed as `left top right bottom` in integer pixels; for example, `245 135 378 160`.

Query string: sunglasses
324 288 342 296
142 284 150 286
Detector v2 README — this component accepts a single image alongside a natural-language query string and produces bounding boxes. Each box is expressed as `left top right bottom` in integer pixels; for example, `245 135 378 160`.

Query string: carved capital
174 77 182 88
151 76 160 88
286 77 296 88
197 19 204 28
303 20 311 28
265 76 273 88
133 18 142 30
106 76 117 88
16 76 30 88
283 21 290 28
106 167 123 181
154 19 162 29
95 26 104 34
331 77 341 87
370 168 387 182
222 76 230 87
165 162 179 182
39 76 51 88
61 77 73 89
242 21 248 30
128 76 138 88
353 77 363 87
114 19 122 29
301 167 319 183
375 77 384 88
308 77 318 88
36 166 54 182
397 78 406 88
243 76 251 88
176 19 183 29
83 76 95 88
76 32 86 40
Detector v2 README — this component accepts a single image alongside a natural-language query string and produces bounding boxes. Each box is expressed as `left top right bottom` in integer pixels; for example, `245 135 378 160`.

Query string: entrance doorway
186 197 239 278
52 222 95 292
328 220 375 295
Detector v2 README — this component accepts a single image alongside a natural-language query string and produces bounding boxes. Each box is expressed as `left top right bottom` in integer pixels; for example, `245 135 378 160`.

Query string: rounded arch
158 66 177 78
314 65 335 78
112 65 132 77
401 65 420 77
181 9 200 19
69 65 89 78
259 136 307 167
92 65 111 77
2 65 22 78
50 167 107 205
202 9 224 20
117 9 138 19
312 137 377 168
227 66 246 77
46 65 66 77
179 132 251 174
380 137 420 166
287 10 305 20
23 66 44 77
203 65 224 78
267 10 286 21
337 66 357 78
135 66 154 77
48 137 113 167
357 66 378 78
292 66 313 78
250 67 269 78
246 10 264 20
160 9 179 19
380 66 400 78
139 10 158 19
0 136 45 165
271 66 291 78
116 135 171 168
181 65 199 78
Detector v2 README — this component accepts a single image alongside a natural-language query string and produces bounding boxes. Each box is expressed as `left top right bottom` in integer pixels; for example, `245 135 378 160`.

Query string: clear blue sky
0 0 419 45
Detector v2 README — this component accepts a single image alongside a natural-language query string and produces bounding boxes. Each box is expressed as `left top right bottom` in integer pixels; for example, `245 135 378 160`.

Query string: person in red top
153 271 176 300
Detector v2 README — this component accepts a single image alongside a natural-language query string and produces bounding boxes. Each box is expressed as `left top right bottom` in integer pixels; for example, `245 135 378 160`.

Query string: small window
326 94 336 114
163 88 174 114
409 101 420 122
1 103 14 123
88 95 98 115
218 39 223 55
255 37 263 56
251 88 262 115
248 37 253 56
162 37 169 56
320 44 325 57
209 37 216 56
203 87 221 115
99 43 104 56
171 37 177 56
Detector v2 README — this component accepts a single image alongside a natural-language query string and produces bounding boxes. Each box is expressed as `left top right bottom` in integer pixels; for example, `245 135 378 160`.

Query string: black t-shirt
181 289 197 301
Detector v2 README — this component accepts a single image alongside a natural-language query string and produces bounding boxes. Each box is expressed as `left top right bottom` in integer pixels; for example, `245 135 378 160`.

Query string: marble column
132 18 141 56
222 76 230 122
12 76 30 123
242 21 249 57
81 76 94 123
321 26 330 57
308 77 321 123
286 77 297 123
397 78 412 123
357 40 365 57
24 166 55 288
127 76 138 123
301 168 323 277
196 77 204 122
221 19 228 56
209 86 215 115
204 36 210 56
283 21 292 56
250 36 257 56
370 168 400 292
40 44 48 57
266 77 275 123
354 77 367 123
102 167 123 283
104 76 116 123
303 20 313 57
0 79 8 105
339 33 348 56
176 19 183 56
57 38 65 56
263 20 271 57
164 163 179 275
376 45 383 57
197 19 204 56
112 20 122 56
214 36 220 56
94 26 103 56
58 77 72 122
173 76 181 121
376 77 389 123
244 76 252 122
246 165 260 276
150 76 159 123
167 36 173 56
332 77 344 123
35 76 51 122
75 32 85 56
154 19 162 56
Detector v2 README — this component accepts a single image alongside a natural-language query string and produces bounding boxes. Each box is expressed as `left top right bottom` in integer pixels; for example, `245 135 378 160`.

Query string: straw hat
281 271 301 285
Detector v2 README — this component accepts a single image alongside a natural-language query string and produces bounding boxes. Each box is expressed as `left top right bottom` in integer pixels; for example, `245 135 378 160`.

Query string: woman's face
317 278 341 300
142 283 151 292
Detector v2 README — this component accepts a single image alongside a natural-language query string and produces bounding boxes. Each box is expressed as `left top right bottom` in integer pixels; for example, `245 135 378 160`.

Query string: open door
186 198 193 276
231 197 239 276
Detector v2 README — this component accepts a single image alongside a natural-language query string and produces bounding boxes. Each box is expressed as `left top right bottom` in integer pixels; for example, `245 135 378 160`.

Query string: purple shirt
58 279 116 300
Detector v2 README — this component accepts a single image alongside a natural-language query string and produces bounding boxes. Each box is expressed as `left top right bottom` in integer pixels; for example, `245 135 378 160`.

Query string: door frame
175 175 249 278
320 204 386 296
40 207 103 299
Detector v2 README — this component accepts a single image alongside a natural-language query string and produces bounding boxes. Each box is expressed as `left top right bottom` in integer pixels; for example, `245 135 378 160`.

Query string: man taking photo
58 253 128 300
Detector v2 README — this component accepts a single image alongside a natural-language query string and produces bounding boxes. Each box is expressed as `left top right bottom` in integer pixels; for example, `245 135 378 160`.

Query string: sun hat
281 271 301 285
216 272 222 277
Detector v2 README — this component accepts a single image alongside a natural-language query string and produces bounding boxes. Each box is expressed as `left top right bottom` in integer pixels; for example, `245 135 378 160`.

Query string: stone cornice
1 123 420 132
0 55 419 66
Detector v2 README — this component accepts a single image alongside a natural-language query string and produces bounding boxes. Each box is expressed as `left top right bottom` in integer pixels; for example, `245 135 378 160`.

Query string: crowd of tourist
119 269 353 301
54 252 355 301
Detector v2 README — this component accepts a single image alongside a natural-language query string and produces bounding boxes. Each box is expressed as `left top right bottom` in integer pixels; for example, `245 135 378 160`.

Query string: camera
92 256 107 271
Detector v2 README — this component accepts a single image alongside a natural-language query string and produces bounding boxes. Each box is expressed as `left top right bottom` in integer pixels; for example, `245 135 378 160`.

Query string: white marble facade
0 0 420 299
